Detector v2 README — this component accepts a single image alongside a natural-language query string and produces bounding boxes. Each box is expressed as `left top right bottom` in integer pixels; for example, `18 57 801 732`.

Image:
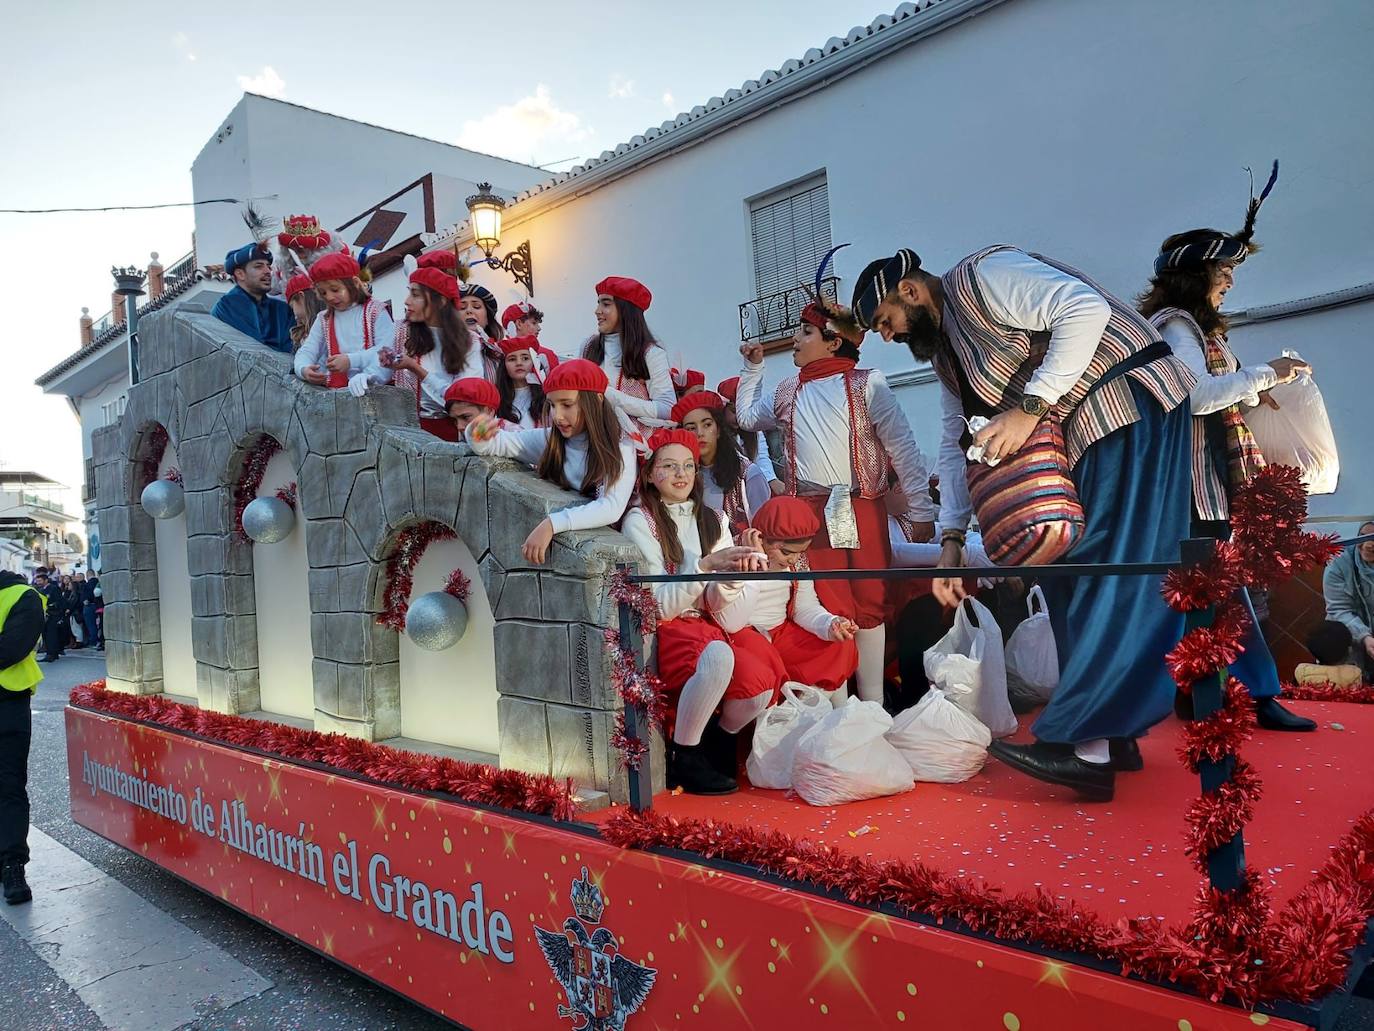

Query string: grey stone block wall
94 295 659 803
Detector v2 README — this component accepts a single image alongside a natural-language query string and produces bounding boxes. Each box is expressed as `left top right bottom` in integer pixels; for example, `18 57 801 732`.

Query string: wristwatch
1019 394 1050 418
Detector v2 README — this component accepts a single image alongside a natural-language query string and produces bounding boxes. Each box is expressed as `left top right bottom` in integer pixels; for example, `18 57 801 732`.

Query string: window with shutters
740 174 835 348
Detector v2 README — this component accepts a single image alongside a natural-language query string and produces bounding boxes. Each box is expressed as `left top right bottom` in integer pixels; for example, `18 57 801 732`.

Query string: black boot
1174 689 1194 721
3 862 32 905
667 743 737 796
699 717 739 778
1255 697 1318 732
988 740 1115 802
1108 737 1143 772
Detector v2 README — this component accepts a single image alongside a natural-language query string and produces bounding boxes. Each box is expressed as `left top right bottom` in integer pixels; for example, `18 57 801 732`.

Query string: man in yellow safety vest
0 568 44 904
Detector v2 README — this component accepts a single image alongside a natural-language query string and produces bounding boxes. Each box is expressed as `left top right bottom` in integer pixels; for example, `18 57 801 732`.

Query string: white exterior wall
77 376 129 468
153 446 196 695
192 96 547 269
446 0 1371 521
251 451 314 719
395 535 498 754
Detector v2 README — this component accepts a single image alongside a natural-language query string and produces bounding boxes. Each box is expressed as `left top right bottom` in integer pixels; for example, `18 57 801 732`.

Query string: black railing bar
626 533 1374 585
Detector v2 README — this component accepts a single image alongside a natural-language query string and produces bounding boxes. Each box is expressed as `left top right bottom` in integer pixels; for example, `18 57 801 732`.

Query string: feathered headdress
1153 160 1279 275
800 243 864 345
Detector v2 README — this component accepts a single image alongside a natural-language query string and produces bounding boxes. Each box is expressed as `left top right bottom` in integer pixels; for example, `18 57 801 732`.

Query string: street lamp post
113 265 147 384
464 183 534 296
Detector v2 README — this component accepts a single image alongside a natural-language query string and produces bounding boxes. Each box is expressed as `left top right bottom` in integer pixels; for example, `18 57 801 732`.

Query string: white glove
347 373 370 397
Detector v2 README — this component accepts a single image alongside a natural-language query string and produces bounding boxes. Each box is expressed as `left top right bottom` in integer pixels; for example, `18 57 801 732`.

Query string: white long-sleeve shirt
620 503 744 620
736 363 935 523
597 334 676 422
510 385 541 428
1157 316 1277 416
701 461 771 525
934 249 1114 533
294 303 396 385
714 577 841 641
467 426 636 534
412 336 486 418
751 432 779 483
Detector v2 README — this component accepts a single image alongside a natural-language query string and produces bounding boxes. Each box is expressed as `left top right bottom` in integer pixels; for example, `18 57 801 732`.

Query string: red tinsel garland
606 569 658 635
376 521 457 632
1281 681 1374 703
275 481 298 510
138 423 170 490
442 568 470 601
70 681 575 820
232 435 283 540
604 629 669 770
163 467 184 486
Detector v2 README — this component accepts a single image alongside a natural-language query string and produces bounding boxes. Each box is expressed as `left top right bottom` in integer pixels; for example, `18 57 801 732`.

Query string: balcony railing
83 458 96 503
738 276 840 346
83 248 200 351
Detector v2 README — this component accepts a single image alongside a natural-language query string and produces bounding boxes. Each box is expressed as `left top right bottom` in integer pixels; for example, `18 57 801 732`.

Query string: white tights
672 641 734 746
855 625 886 702
720 692 772 734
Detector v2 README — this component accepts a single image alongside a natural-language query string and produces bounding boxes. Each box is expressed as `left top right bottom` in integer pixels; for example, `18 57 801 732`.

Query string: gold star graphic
371 800 388 832
698 936 751 1026
805 916 875 1013
502 831 518 857
265 768 284 808
1037 959 1072 994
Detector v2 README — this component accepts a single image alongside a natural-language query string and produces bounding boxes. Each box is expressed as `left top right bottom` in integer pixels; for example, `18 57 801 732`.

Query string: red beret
670 390 726 425
647 428 700 463
543 358 608 395
410 266 460 302
417 250 458 271
443 377 500 410
309 251 361 283
501 302 534 327
683 368 706 389
284 273 314 301
799 302 829 331
716 376 740 402
595 276 651 311
498 334 540 357
752 496 820 541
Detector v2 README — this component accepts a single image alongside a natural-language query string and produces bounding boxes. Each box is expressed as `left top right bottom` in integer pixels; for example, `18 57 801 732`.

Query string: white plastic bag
1244 358 1340 495
791 701 914 806
1004 585 1060 707
745 683 831 790
886 683 992 783
924 597 1017 738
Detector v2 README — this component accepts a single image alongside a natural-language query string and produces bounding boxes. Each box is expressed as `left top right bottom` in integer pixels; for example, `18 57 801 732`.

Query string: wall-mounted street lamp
464 183 534 296
113 264 147 385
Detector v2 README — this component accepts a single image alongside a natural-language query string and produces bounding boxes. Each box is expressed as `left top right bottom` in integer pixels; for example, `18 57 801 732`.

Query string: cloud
661 91 676 111
608 75 635 100
171 31 196 62
237 66 286 98
457 85 592 165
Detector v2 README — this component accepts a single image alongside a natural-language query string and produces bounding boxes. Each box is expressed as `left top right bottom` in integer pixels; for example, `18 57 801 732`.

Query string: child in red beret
444 378 500 436
717 376 783 494
466 359 635 564
620 429 777 795
293 251 395 395
581 277 676 439
671 391 771 536
493 336 551 428
391 263 485 441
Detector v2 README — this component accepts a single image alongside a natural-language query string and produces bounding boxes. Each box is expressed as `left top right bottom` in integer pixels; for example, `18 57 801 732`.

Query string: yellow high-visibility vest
0 583 45 693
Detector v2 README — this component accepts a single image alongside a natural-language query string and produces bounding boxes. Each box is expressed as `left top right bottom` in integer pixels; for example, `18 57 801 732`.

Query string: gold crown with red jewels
570 866 604 924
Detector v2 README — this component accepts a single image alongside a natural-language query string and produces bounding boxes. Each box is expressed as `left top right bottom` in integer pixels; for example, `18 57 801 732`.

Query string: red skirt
656 617 785 702
420 416 460 442
798 495 892 629
768 620 858 692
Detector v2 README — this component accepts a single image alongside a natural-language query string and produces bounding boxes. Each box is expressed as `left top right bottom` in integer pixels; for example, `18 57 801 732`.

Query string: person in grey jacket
1323 520 1374 680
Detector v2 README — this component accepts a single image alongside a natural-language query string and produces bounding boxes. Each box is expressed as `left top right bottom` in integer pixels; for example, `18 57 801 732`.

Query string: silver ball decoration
242 496 296 543
140 478 185 519
404 591 468 651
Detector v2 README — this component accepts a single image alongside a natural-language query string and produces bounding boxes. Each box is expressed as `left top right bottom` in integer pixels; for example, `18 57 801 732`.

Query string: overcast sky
0 0 893 516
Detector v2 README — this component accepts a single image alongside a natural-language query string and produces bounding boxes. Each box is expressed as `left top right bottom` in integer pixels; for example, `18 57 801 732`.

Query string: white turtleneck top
467 425 636 534
596 333 676 422
620 502 744 620
700 461 771 525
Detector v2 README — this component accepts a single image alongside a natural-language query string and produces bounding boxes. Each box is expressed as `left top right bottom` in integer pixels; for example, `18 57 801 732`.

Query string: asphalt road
4 653 1373 1030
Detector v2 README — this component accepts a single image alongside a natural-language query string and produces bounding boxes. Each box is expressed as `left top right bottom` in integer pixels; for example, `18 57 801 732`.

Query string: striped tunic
935 246 1195 468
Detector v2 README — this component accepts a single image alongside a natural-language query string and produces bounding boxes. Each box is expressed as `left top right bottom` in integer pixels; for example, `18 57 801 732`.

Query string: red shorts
656 617 786 703
798 495 892 629
768 620 858 692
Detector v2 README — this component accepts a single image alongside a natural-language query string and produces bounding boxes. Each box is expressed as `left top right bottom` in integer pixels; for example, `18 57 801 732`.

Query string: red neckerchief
796 357 856 384
325 300 375 389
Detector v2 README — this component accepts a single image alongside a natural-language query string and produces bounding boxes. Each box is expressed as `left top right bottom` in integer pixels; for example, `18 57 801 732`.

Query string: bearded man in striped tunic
853 246 1197 802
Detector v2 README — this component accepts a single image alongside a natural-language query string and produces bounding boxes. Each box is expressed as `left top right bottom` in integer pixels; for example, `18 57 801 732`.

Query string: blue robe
211 286 294 354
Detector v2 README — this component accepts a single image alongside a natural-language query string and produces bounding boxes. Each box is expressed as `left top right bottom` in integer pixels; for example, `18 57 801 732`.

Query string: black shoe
3 862 31 905
39 656 55 664
1109 737 1143 772
1255 697 1317 732
988 740 1115 802
699 717 738 779
667 743 738 796
1174 689 1194 721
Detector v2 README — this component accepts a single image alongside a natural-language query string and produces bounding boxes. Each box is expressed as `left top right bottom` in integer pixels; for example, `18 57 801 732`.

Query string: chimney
112 292 126 325
79 307 93 346
147 252 165 299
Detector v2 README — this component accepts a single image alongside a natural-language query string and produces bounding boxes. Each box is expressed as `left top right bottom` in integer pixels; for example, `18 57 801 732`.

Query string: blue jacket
211 286 294 354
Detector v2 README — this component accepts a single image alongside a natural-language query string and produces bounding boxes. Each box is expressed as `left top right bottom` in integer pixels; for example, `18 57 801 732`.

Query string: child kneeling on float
716 496 859 707
621 429 783 796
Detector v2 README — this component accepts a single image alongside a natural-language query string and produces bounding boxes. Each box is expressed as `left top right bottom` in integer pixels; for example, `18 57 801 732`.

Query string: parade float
67 294 1374 1030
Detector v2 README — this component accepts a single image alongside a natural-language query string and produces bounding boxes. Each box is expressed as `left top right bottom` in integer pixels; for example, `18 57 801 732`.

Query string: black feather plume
1237 159 1279 245
240 203 278 244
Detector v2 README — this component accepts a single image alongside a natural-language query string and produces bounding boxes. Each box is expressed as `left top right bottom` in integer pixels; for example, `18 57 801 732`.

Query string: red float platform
67 702 1368 1030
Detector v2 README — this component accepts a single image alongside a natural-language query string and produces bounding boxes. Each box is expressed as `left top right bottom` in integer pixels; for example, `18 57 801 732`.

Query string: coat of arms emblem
535 866 656 1030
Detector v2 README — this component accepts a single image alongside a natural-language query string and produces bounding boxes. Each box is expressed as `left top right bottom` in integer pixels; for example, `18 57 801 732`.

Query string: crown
570 866 604 924
283 214 322 236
